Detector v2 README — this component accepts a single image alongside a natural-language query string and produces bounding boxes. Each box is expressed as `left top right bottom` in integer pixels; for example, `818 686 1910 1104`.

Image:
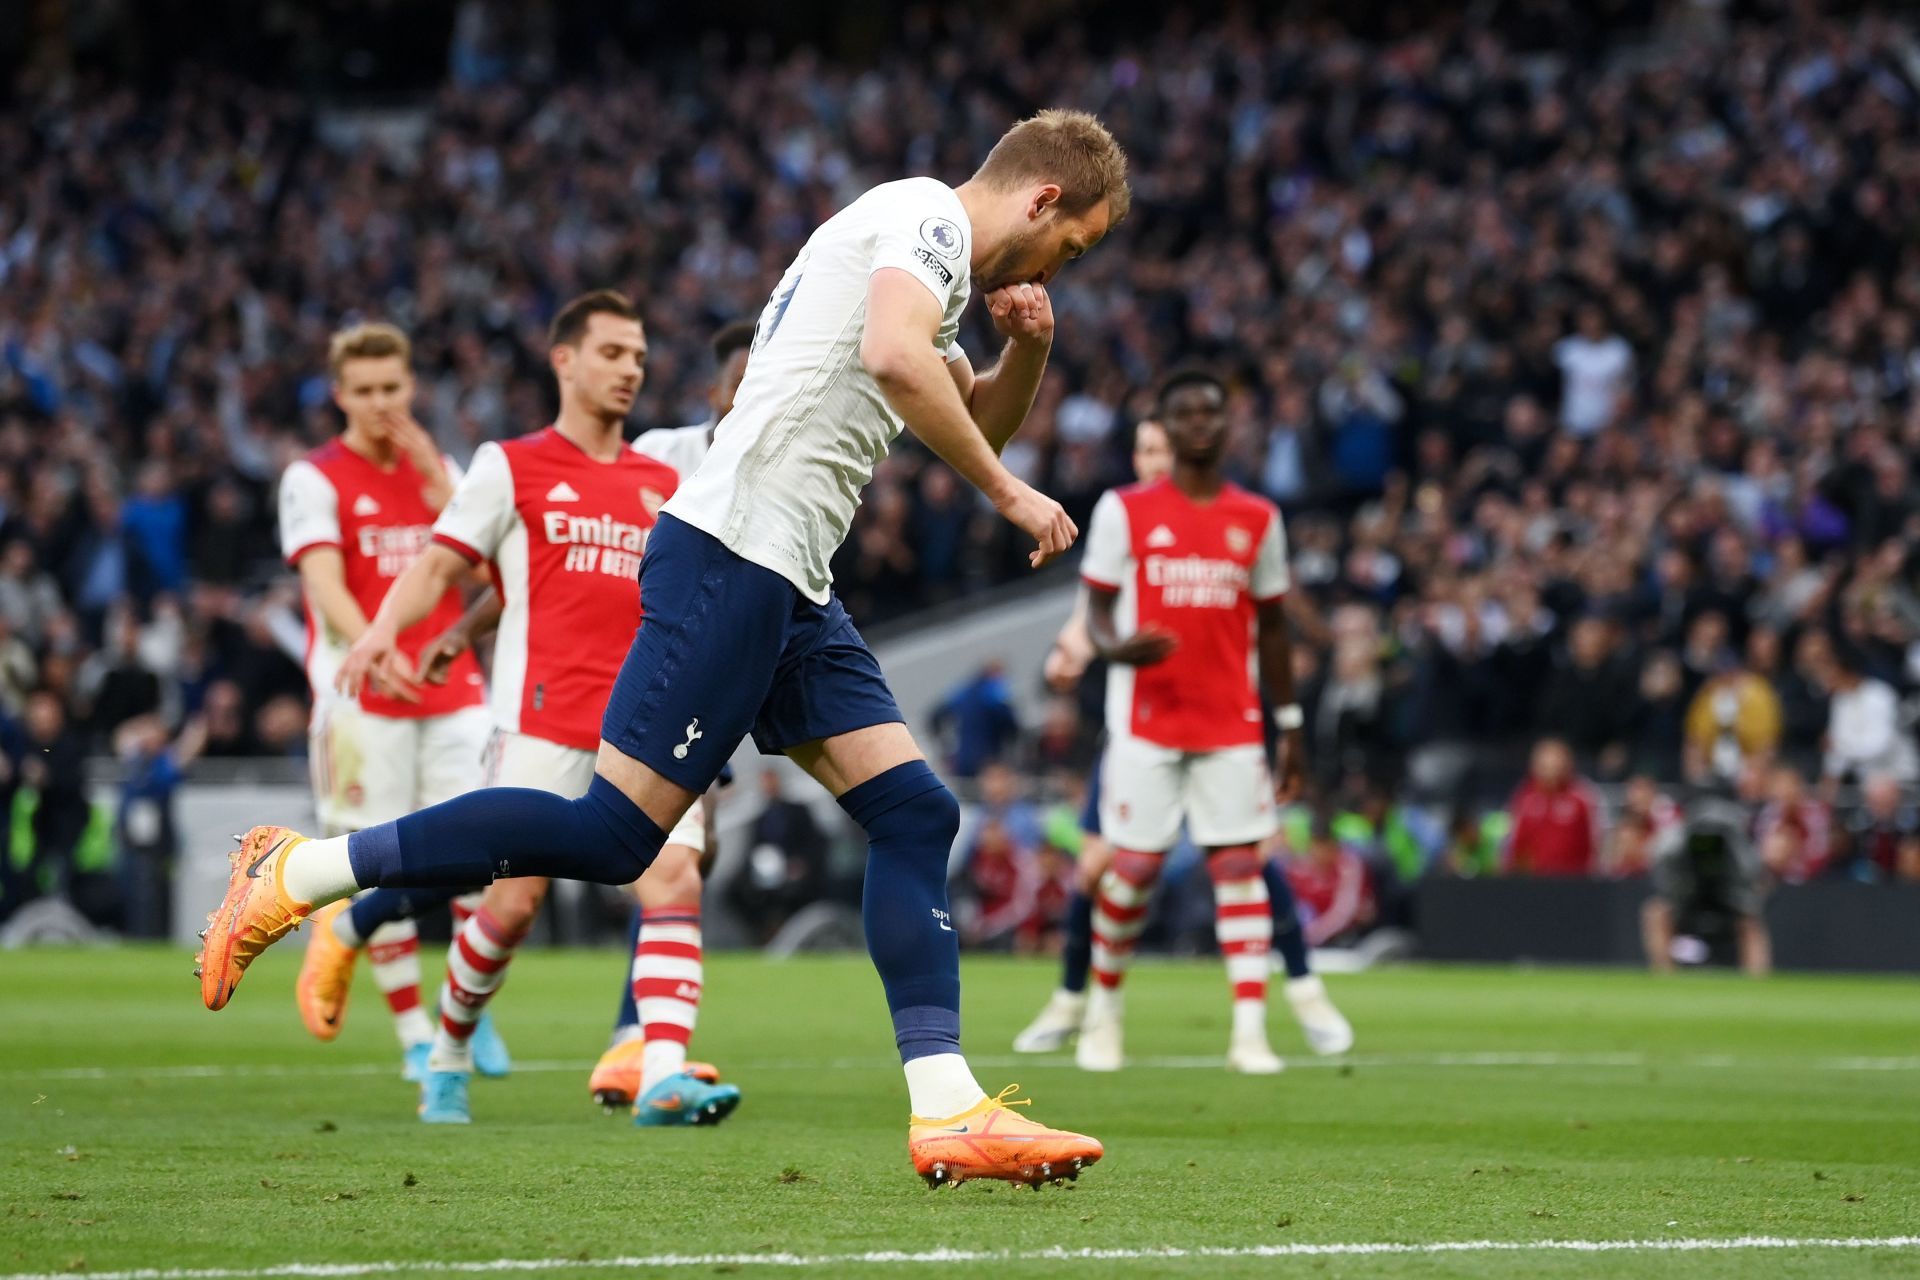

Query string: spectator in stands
1755 764 1832 885
1818 647 1918 786
1539 616 1634 777
726 770 830 945
1604 775 1681 878
1435 807 1511 879
1553 303 1634 438
1682 652 1783 787
957 815 1038 950
17 689 89 903
1505 738 1604 877
1836 774 1920 884
112 712 206 939
1282 813 1375 948
930 662 1020 781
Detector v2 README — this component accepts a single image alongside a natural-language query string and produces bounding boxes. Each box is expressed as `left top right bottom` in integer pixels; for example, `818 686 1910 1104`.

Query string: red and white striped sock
429 907 525 1072
1208 845 1274 1035
1089 848 1163 992
450 892 480 929
366 920 433 1050
633 903 702 1096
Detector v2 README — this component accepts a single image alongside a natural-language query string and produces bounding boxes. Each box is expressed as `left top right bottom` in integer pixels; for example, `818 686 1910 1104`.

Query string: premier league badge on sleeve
920 217 964 261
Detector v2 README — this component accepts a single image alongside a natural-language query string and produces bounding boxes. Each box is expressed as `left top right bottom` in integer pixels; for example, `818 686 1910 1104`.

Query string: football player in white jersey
200 109 1129 1189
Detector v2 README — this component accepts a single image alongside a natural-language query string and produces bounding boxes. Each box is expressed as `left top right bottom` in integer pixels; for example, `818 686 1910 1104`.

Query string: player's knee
579 774 669 881
1205 843 1261 882
1110 846 1164 890
1075 838 1113 895
483 877 549 934
637 844 703 906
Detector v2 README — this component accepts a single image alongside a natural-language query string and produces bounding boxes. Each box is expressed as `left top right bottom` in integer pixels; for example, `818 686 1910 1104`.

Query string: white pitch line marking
1 1235 1916 1279
10 1051 1919 1084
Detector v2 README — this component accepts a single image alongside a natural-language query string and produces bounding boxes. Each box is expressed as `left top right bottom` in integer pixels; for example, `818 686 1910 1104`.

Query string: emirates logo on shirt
543 509 650 579
356 524 431 577
1144 554 1248 609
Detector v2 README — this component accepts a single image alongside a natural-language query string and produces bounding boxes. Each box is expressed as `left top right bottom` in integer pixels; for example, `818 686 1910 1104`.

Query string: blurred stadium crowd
2 1 1918 935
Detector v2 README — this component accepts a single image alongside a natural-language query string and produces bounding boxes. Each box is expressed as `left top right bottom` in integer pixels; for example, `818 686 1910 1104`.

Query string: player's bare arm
294 547 372 645
1256 598 1306 803
863 269 1077 568
1084 586 1178 666
1044 591 1096 693
337 543 472 701
957 282 1055 453
418 587 504 685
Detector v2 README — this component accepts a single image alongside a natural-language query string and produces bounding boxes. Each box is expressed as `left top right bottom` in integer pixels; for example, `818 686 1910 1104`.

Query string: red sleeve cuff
1081 575 1121 595
284 539 341 568
432 532 484 565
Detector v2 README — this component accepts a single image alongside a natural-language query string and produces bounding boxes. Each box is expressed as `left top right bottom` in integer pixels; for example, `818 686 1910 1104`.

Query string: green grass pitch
3 946 1917 1278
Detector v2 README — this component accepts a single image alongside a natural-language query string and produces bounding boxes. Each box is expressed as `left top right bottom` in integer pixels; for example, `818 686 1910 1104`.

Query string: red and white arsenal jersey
1079 478 1290 752
431 427 679 752
279 440 486 720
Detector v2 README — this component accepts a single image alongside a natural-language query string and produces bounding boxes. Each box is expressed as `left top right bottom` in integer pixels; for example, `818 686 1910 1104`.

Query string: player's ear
1029 184 1062 220
550 344 573 379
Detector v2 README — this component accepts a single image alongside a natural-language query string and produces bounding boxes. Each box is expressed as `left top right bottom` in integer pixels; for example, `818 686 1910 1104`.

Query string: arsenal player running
277 323 495 1078
329 291 729 1126
1075 369 1310 1074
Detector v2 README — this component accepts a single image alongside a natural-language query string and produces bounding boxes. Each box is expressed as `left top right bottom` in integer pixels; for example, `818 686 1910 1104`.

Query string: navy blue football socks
838 760 963 1064
346 886 464 941
347 775 667 888
1263 857 1312 980
1060 889 1095 994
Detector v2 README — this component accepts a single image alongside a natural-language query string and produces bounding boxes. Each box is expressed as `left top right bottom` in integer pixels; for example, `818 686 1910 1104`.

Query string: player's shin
1088 848 1161 993
338 775 667 891
634 904 702 1094
432 906 527 1073
1211 845 1282 1073
366 921 433 1050
840 761 984 1119
1262 857 1313 979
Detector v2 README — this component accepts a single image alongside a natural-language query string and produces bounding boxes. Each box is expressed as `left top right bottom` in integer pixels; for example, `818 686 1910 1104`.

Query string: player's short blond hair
328 322 411 380
974 109 1131 225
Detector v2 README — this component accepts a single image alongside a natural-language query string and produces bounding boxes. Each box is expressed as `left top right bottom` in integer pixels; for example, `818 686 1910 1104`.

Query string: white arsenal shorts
1097 727 1279 852
310 700 491 835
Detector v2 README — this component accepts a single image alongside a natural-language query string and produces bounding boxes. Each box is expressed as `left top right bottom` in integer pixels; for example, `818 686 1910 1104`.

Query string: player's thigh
415 705 492 808
635 840 704 907
1099 731 1184 852
757 598 911 797
312 700 420 832
598 513 789 819
1184 744 1280 847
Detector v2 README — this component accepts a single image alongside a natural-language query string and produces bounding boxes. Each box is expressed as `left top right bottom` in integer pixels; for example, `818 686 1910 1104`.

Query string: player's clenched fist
992 477 1078 568
985 283 1054 346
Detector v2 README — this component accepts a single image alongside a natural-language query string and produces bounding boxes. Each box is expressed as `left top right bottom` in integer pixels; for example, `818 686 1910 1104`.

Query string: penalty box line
2 1235 1918 1278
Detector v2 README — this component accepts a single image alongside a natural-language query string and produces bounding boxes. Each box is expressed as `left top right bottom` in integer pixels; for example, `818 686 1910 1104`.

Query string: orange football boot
295 899 360 1040
197 826 314 1011
908 1084 1103 1188
588 1039 720 1108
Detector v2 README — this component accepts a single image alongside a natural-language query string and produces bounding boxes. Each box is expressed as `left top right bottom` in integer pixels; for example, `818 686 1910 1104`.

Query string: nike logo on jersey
353 494 382 517
1146 525 1177 548
673 718 703 760
546 481 581 503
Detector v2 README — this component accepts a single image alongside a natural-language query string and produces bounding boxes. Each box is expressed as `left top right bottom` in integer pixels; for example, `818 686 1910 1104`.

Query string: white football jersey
662 177 972 602
632 420 712 479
